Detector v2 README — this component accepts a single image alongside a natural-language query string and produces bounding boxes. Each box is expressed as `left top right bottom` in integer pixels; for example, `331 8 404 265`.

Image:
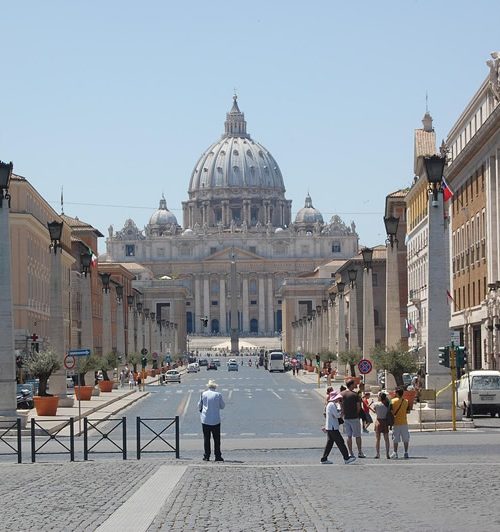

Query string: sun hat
207 379 218 388
328 391 343 402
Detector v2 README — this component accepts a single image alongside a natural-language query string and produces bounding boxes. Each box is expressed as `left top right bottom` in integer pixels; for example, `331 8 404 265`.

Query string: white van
268 351 285 373
457 370 500 417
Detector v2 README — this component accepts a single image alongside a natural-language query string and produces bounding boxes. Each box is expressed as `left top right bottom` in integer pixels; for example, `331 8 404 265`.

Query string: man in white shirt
198 379 225 462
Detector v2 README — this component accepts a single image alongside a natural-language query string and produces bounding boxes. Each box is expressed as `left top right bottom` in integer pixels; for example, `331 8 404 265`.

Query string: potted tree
338 350 362 384
372 344 419 409
23 347 61 416
98 352 118 392
74 354 99 401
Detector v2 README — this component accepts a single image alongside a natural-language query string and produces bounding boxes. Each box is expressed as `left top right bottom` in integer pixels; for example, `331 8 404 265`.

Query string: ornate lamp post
347 268 359 352
127 295 135 355
100 273 112 358
115 285 125 365
0 161 16 417
424 154 447 204
136 302 144 355
47 219 74 406
361 247 376 383
384 215 401 349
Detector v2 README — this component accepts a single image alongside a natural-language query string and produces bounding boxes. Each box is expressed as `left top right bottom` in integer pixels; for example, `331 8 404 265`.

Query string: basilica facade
104 97 359 338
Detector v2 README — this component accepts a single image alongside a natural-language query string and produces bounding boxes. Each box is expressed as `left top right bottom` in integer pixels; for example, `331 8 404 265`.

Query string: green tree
75 354 99 386
98 352 119 381
23 347 61 396
338 350 362 377
128 352 140 373
372 344 418 387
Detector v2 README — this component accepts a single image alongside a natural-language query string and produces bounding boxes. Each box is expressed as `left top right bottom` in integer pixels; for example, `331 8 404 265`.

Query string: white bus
268 351 285 372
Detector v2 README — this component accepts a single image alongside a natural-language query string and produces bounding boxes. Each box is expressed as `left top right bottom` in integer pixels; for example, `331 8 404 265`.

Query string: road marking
240 432 256 436
269 432 284 436
255 388 262 391
181 392 192 418
271 390 282 400
183 433 199 437
228 390 233 400
233 388 240 392
96 466 187 532
297 432 313 435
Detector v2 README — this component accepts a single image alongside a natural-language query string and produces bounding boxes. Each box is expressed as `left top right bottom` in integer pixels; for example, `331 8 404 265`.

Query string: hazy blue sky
1 1 499 253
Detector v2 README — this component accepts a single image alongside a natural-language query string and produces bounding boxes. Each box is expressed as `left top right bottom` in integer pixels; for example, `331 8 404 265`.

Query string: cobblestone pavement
1 436 500 532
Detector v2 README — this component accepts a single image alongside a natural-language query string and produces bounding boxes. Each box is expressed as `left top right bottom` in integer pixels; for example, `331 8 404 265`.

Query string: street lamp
100 272 111 293
336 280 345 295
384 215 399 248
348 268 357 287
0 160 13 207
361 247 373 270
115 284 123 302
47 220 63 254
136 302 143 313
127 295 134 307
81 251 92 277
143 308 150 319
424 154 446 203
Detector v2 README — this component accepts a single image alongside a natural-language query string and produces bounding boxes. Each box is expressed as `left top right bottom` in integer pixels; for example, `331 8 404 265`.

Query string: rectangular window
250 300 257 305
249 246 257 254
210 247 217 255
332 242 341 253
125 245 135 257
211 300 218 306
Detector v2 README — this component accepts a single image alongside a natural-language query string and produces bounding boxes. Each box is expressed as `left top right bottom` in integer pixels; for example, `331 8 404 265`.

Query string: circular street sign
152 352 158 359
357 358 373 375
64 354 76 370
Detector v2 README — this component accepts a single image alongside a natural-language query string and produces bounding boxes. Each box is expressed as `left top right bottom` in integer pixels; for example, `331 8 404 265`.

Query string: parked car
199 359 208 367
187 363 200 373
227 361 239 372
213 358 221 367
207 361 218 371
165 369 181 383
458 370 500 417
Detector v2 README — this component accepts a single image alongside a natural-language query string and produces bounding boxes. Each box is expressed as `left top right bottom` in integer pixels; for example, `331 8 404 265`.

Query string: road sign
357 358 373 375
152 352 158 359
68 348 91 357
450 330 460 346
64 355 76 370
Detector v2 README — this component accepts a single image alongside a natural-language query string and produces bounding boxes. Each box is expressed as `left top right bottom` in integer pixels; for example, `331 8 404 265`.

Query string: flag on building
405 319 415 334
88 246 97 267
442 177 454 202
446 289 454 305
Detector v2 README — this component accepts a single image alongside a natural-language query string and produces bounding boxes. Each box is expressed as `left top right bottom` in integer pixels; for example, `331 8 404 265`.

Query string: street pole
450 344 457 431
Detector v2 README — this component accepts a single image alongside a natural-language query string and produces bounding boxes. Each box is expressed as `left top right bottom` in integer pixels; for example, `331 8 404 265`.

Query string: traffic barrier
136 416 180 460
0 418 22 463
31 417 75 462
84 417 127 460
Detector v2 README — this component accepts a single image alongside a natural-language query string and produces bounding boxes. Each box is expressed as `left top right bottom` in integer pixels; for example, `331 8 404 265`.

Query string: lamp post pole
384 215 401 349
80 251 95 391
361 247 376 385
47 220 74 406
115 285 125 367
337 281 346 354
347 269 359 352
100 273 112 358
0 161 17 418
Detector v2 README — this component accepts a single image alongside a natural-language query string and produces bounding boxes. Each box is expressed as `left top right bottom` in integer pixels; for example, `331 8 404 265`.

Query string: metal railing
83 417 127 460
136 417 180 459
31 418 75 462
0 419 22 463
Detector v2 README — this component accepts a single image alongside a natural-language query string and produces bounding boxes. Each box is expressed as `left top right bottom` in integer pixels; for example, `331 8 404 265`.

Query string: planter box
98 380 114 393
34 396 59 416
74 385 93 401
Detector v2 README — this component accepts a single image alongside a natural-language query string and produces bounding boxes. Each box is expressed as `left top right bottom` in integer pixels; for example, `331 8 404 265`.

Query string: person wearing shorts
390 387 410 459
341 380 366 458
373 392 391 459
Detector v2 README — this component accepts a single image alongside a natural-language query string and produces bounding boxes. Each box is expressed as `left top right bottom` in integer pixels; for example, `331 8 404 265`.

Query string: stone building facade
104 97 359 347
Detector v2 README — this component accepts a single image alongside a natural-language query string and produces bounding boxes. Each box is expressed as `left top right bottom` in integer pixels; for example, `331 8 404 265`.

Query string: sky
1 0 499 254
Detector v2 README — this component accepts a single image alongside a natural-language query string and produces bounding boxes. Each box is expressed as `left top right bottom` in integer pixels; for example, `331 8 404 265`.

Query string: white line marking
297 432 313 435
182 392 191 418
269 433 284 436
96 466 186 532
271 390 282 400
240 433 256 436
228 390 233 400
183 433 198 437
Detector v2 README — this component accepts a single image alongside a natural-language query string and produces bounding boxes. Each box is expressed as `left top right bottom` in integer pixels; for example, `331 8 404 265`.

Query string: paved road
2 367 500 531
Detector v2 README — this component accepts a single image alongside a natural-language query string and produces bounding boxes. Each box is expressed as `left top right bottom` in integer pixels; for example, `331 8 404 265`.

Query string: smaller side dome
294 194 324 225
148 195 179 236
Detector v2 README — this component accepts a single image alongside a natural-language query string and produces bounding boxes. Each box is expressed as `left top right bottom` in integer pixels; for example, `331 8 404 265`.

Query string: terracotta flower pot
98 380 114 392
74 385 93 401
344 376 361 386
34 396 59 416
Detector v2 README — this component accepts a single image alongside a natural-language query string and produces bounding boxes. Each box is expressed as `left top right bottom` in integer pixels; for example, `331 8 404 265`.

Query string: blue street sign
68 349 91 357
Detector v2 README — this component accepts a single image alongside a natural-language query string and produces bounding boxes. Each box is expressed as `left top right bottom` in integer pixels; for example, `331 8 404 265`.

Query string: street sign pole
450 342 457 431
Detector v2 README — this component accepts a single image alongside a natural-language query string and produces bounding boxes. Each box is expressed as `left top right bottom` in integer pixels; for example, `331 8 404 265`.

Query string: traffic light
315 354 321 366
456 346 468 369
438 346 450 368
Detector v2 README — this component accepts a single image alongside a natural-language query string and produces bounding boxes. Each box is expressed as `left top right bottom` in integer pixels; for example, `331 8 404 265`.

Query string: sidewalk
288 369 475 431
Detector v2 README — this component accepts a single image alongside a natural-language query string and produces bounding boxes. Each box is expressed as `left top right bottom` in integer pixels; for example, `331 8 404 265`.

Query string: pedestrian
321 390 356 465
341 379 366 458
119 369 126 388
198 379 225 462
373 392 391 459
324 386 334 416
390 387 410 459
361 392 373 433
128 371 135 389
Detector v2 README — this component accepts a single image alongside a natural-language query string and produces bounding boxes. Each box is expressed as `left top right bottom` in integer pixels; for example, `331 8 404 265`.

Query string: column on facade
219 276 227 334
267 276 274 334
47 250 73 406
127 306 135 356
137 311 144 353
362 267 376 385
242 275 249 332
0 192 16 416
385 243 401 349
203 276 210 328
222 200 229 226
328 296 336 355
116 298 125 361
194 276 202 333
258 276 266 334
149 314 157 357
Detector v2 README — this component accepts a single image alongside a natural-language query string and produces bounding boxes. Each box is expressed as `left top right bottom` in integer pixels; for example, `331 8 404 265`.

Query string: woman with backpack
373 391 391 459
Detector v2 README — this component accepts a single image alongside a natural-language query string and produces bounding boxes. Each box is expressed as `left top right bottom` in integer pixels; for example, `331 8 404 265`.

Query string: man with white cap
321 390 357 465
198 379 225 462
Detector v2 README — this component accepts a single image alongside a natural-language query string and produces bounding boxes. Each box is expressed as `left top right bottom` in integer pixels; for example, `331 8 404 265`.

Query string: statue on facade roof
487 51 500 101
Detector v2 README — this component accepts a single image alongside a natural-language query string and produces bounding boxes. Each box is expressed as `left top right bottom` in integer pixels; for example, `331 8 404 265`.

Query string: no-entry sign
64 354 76 370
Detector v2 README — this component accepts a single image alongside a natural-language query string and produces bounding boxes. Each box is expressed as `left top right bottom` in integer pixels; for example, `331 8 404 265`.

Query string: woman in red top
361 392 374 433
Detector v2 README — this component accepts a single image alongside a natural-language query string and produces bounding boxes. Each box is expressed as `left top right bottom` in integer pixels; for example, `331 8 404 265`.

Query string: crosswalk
155 387 313 399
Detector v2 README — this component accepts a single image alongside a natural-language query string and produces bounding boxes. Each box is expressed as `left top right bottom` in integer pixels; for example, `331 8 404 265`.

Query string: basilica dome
188 96 285 197
148 196 179 235
294 194 324 225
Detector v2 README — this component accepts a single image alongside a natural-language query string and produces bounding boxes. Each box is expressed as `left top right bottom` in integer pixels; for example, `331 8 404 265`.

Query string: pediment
204 247 263 262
